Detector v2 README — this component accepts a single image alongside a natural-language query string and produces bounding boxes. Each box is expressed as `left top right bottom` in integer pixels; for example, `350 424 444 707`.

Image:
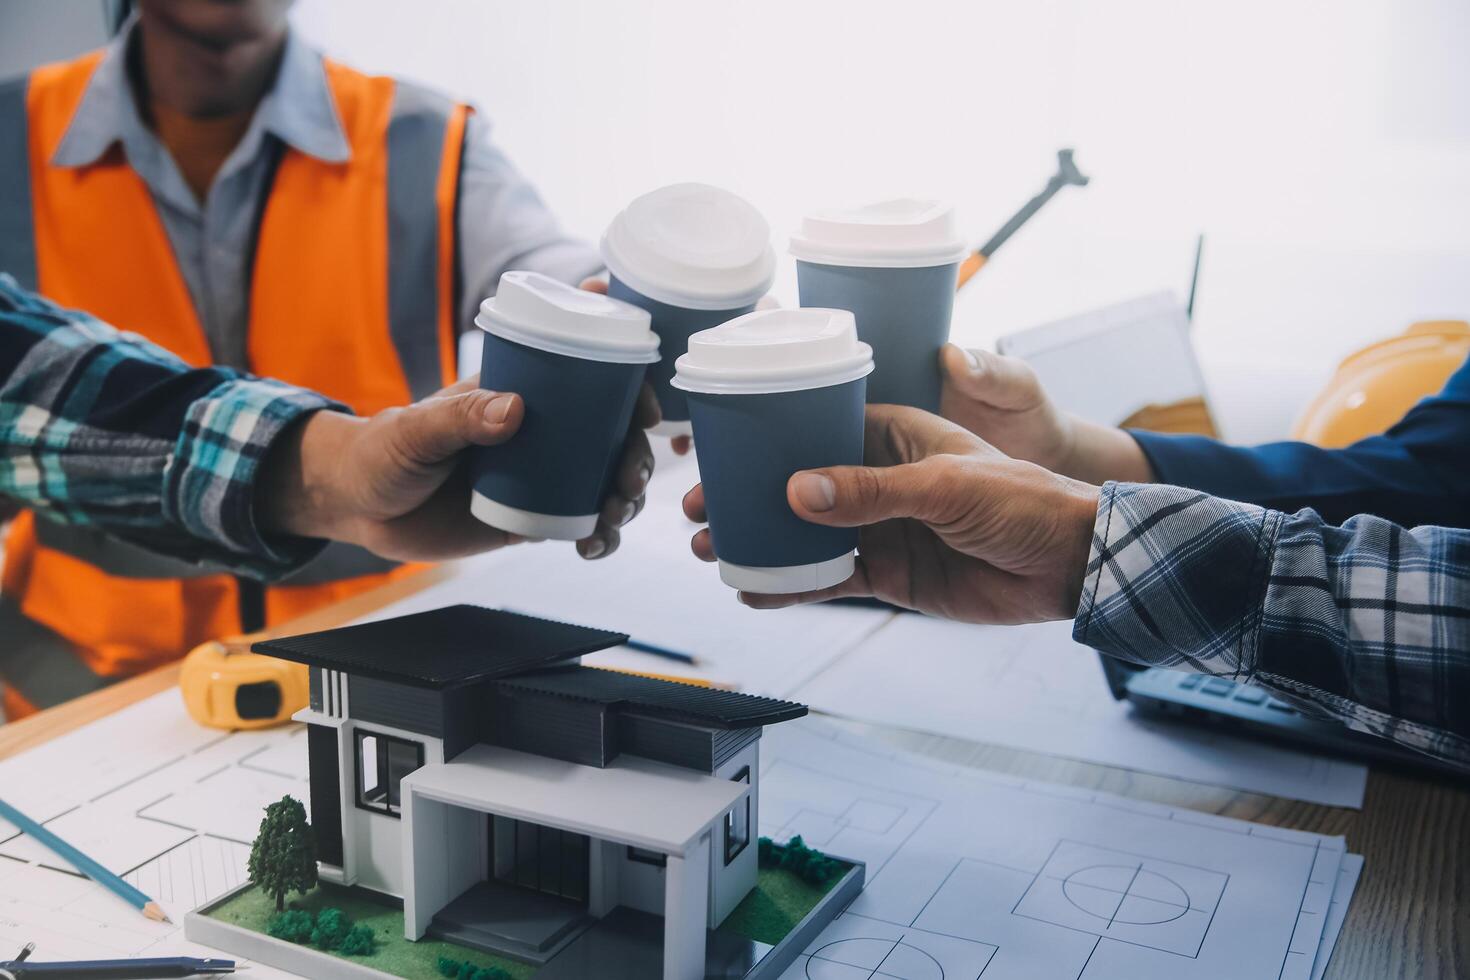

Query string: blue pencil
0 796 169 923
500 607 701 666
625 637 700 666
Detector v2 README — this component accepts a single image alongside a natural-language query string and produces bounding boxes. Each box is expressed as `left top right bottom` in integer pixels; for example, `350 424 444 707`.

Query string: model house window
355 729 423 817
724 766 751 865
627 846 667 868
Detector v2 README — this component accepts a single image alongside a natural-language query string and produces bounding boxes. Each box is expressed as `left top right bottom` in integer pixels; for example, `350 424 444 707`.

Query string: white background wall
291 0 1470 440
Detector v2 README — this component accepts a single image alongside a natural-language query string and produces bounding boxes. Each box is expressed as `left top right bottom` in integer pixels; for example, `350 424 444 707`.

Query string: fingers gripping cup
602 183 776 437
790 199 968 414
673 308 873 594
470 272 659 540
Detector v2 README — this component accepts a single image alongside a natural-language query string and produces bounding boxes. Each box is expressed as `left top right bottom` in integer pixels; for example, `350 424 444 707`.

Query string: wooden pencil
0 796 169 923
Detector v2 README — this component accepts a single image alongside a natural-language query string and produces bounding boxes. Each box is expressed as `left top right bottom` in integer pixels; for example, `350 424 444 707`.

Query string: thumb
388 389 524 465
787 459 965 528
940 344 1045 412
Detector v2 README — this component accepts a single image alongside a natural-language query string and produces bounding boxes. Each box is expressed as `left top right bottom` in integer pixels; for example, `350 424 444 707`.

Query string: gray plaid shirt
1076 482 1470 768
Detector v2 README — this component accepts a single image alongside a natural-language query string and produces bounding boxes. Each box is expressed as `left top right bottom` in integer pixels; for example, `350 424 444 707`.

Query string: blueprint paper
1312 853 1365 980
354 450 891 699
0 690 303 976
794 614 1368 808
761 722 1351 980
0 689 1358 979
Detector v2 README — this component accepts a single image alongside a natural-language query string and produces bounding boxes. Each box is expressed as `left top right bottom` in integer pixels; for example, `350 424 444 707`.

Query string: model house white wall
298 703 446 898
710 741 759 925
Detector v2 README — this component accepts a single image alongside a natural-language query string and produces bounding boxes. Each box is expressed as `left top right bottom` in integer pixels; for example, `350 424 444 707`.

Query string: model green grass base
206 882 534 980
723 837 854 947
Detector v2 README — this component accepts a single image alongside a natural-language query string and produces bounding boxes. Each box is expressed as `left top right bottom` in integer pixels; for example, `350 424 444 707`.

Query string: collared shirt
0 274 332 578
51 17 601 369
1075 481 1470 769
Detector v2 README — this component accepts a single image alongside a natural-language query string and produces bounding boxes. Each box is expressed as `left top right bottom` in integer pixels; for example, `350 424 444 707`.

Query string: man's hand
682 405 1100 624
260 375 656 562
939 344 1154 484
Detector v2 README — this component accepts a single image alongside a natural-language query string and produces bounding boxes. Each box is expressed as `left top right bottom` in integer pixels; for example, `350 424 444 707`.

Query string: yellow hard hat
1292 321 1470 448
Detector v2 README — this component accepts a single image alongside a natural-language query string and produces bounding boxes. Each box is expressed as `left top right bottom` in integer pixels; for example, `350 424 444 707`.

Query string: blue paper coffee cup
790 199 968 414
606 277 753 435
673 308 874 594
602 183 775 436
470 271 659 540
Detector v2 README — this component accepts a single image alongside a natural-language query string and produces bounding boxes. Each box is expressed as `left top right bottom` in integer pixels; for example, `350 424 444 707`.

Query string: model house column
587 838 620 917
663 831 711 980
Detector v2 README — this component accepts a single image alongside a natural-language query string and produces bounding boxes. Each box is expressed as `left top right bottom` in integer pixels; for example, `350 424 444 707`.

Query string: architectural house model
215 604 861 980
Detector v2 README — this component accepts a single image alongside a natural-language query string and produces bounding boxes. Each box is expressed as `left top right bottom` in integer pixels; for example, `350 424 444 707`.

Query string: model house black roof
497 667 806 729
265 604 807 773
254 605 626 689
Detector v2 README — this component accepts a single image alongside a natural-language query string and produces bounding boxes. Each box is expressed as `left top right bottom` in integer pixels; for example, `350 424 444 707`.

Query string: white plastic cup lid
672 308 874 395
789 198 969 269
601 182 777 311
476 271 660 364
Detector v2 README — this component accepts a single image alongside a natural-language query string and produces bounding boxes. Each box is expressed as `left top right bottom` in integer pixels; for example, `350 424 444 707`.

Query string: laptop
1098 655 1468 782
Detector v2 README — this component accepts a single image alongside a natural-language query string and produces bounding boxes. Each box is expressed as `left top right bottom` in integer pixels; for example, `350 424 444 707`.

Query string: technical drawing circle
806 937 946 979
1061 865 1190 925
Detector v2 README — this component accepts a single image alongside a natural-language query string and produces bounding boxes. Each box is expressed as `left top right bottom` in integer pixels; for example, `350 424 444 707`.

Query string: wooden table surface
1 567 1465 980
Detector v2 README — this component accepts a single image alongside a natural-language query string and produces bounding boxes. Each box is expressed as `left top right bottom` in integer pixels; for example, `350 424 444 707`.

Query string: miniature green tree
247 796 318 912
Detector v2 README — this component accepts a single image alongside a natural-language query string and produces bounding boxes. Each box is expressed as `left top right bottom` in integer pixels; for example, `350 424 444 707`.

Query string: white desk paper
794 615 1369 808
0 690 303 976
761 722 1362 980
1313 853 1365 980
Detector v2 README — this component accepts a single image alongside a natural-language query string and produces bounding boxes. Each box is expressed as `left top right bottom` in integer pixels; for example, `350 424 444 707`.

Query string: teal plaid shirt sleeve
0 275 340 578
1075 482 1470 768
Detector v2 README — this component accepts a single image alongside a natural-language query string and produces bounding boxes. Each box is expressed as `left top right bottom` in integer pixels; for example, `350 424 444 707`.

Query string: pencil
607 668 738 691
499 607 703 666
625 637 701 666
0 797 170 923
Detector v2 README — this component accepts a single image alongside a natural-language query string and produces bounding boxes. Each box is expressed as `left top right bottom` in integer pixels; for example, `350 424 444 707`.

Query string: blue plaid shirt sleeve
1075 482 1470 768
0 275 339 578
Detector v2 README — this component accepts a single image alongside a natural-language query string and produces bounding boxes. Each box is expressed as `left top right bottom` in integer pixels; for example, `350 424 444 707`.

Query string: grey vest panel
0 596 112 709
0 76 38 289
386 81 457 401
32 518 398 584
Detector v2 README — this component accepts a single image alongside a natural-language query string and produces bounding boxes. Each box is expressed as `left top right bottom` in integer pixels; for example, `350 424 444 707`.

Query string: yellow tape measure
179 638 309 730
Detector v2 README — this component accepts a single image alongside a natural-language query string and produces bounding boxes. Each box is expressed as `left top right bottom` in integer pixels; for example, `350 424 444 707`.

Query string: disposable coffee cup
790 198 967 414
470 271 659 540
672 308 873 594
602 183 776 437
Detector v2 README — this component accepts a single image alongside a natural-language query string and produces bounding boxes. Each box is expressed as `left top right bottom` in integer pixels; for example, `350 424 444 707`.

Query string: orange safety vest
0 52 468 717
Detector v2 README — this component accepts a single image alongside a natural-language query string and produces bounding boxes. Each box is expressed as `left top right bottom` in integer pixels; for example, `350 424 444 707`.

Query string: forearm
1129 429 1470 527
1075 482 1470 766
1 277 338 576
455 114 601 331
1059 416 1156 484
256 409 367 542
